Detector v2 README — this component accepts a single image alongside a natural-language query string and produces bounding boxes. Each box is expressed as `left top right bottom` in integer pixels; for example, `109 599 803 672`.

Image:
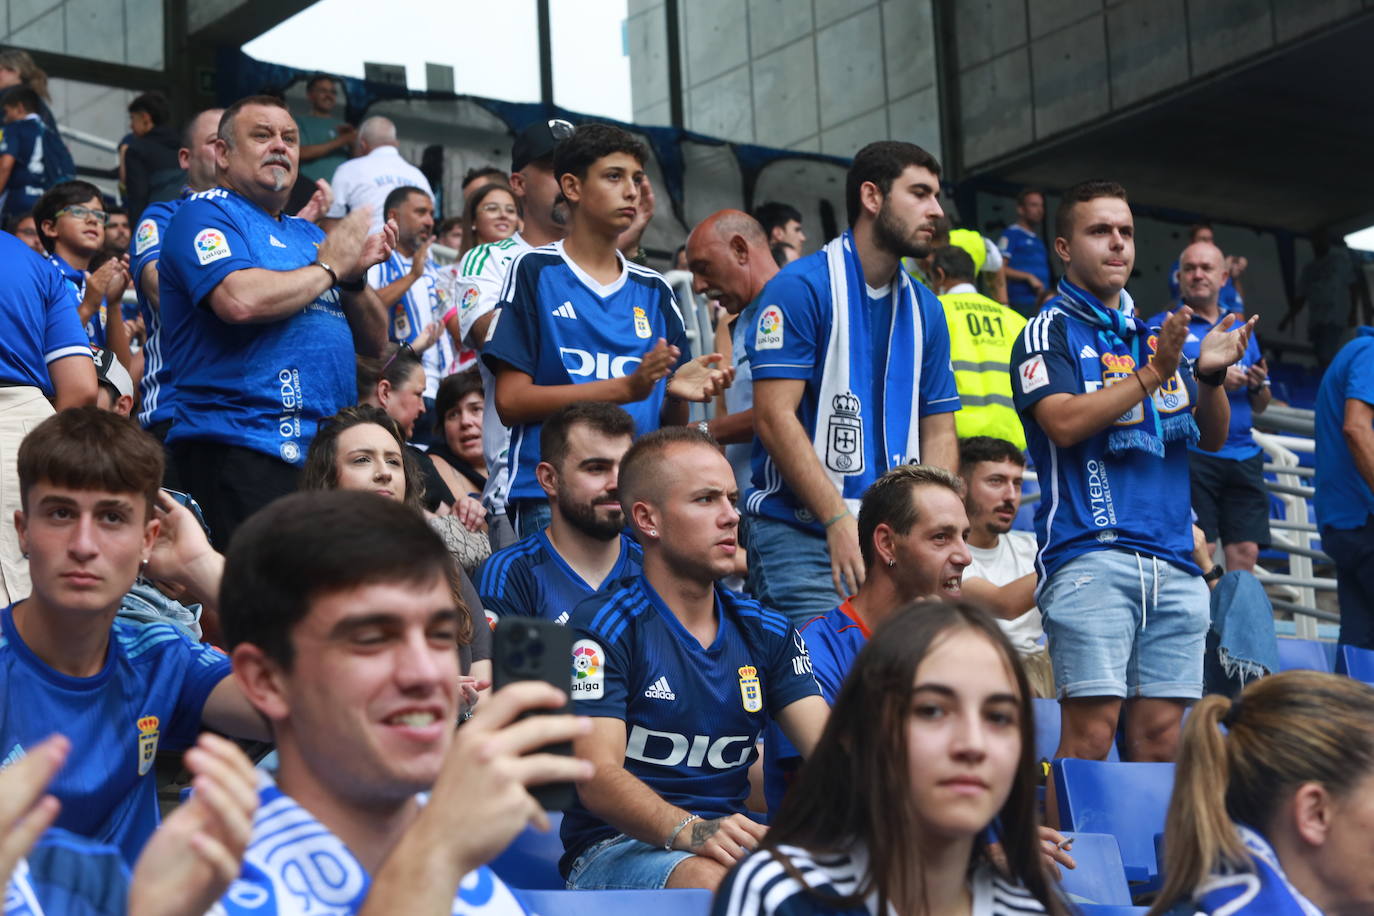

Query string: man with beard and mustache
447 120 656 550
476 401 640 625
745 141 960 625
158 95 395 548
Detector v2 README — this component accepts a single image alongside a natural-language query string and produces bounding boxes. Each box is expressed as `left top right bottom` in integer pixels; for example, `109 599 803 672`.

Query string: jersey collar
945 282 977 295
834 598 871 638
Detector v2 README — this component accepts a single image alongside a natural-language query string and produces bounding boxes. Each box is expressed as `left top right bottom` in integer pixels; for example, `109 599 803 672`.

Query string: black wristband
1195 366 1226 387
338 275 367 293
1203 564 1225 583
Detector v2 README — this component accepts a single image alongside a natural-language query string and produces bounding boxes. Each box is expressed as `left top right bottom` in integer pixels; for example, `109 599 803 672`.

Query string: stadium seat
1032 699 1119 762
488 814 565 890
1057 832 1132 906
516 888 711 916
1336 644 1374 683
1275 637 1333 673
1052 760 1174 884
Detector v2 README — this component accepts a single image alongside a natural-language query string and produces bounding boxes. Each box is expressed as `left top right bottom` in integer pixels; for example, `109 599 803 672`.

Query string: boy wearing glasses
483 123 729 537
31 180 132 354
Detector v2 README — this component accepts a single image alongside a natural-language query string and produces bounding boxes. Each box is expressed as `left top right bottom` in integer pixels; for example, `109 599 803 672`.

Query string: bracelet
1137 363 1162 392
664 813 699 850
1195 366 1227 387
696 420 711 437
823 510 850 529
1133 371 1150 398
1203 564 1225 583
314 260 338 286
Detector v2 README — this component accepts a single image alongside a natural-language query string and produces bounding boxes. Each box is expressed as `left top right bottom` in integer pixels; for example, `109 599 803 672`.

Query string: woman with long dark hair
714 600 1066 916
1149 670 1374 915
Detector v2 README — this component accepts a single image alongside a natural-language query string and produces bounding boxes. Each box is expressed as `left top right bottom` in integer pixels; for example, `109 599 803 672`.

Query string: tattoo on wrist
688 819 721 849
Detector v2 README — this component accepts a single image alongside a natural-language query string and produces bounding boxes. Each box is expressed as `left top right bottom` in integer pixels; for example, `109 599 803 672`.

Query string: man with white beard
158 94 395 547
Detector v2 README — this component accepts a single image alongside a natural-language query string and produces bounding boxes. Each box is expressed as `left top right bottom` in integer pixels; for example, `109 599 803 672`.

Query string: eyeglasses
381 341 416 374
548 118 575 141
479 202 519 215
55 205 108 225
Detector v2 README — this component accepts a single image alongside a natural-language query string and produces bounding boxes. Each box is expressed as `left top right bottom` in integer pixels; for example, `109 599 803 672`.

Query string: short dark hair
856 464 963 569
617 425 717 526
845 141 941 227
463 165 507 188
382 184 428 220
33 180 104 253
128 92 171 126
433 371 483 435
931 244 976 283
436 216 462 238
553 123 647 184
1054 179 1128 241
539 402 635 470
305 73 337 91
753 201 802 235
6 209 32 232
17 407 164 515
1188 221 1214 241
220 490 455 670
1015 187 1043 207
218 95 291 147
958 436 1026 472
356 345 423 401
770 241 795 268
105 205 128 221
1 86 40 114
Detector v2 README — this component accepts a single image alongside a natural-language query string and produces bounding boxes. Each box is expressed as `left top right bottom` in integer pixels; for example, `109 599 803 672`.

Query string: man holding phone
561 427 829 891
217 490 591 913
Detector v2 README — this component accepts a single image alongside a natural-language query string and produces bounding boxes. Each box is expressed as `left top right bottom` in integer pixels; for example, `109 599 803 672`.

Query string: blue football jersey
997 224 1051 311
0 117 47 218
159 187 354 465
214 775 528 916
0 232 90 392
559 577 820 873
0 605 231 864
762 600 869 814
45 253 106 348
481 242 690 503
476 530 642 625
4 829 129 916
130 192 188 427
1011 303 1202 585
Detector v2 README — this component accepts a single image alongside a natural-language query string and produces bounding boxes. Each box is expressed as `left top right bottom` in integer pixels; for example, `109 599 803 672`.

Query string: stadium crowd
2 55 1374 916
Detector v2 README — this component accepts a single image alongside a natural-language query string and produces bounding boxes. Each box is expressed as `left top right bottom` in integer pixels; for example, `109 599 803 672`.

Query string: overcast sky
244 0 633 121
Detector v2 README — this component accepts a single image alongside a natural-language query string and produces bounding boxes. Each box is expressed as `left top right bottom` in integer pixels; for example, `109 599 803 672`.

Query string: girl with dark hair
715 600 1066 916
457 182 520 262
1148 670 1374 915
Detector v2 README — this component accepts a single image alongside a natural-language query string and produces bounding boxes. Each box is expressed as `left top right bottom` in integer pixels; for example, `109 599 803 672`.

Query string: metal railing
1251 424 1332 638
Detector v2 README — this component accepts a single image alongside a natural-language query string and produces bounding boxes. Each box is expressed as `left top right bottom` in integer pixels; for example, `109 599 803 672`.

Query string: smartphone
492 617 577 810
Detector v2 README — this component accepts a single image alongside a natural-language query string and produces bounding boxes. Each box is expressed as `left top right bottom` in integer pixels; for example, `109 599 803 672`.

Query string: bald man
684 209 779 493
325 115 432 233
1150 240 1271 573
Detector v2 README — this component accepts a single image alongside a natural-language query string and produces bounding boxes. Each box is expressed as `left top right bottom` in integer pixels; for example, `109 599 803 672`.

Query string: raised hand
316 206 373 281
296 179 334 225
410 239 433 278
1149 306 1192 381
0 734 67 889
616 174 656 256
666 352 734 402
1246 357 1268 390
1197 312 1259 375
624 338 681 401
357 217 399 274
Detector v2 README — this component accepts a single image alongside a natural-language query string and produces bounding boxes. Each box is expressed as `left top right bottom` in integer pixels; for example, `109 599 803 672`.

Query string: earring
887 558 896 568
648 529 658 536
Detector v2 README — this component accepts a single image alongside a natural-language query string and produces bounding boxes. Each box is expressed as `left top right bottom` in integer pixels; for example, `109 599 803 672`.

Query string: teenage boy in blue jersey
746 141 960 626
32 180 131 353
219 490 590 915
483 123 729 538
1 408 268 863
159 95 394 548
129 107 221 456
477 401 641 625
1010 179 1256 769
562 427 828 891
1149 239 1270 574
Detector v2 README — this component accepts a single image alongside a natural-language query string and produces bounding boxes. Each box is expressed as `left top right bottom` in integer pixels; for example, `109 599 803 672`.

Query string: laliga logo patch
193 228 231 266
755 305 784 350
137 715 160 776
571 639 604 700
460 284 480 314
1018 354 1048 394
824 392 864 474
738 665 762 713
134 219 158 256
633 305 653 339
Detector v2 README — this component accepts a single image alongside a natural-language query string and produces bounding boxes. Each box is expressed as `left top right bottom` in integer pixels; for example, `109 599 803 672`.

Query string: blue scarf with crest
1191 826 1323 915
1052 278 1199 457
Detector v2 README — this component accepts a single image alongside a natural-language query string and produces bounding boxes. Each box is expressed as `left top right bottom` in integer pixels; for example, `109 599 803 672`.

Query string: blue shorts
1040 548 1209 700
564 833 695 890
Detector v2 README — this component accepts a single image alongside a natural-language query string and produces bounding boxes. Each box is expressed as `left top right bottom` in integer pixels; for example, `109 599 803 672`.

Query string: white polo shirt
326 145 433 233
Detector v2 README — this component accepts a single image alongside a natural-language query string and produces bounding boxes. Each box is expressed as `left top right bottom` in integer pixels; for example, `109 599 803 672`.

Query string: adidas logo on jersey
269 234 287 248
1079 344 1098 359
644 676 676 701
553 301 578 320
554 610 569 626
1 743 24 769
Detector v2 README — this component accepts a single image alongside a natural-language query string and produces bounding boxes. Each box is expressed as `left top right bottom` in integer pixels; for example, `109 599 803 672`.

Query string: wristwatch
1203 564 1225 583
1195 367 1226 387
696 420 711 437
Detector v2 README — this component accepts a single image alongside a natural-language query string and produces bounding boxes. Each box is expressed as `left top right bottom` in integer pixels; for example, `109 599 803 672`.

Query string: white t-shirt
327 146 434 233
965 530 1044 653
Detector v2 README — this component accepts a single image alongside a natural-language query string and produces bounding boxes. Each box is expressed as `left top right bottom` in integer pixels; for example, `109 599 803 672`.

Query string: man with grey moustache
158 94 395 547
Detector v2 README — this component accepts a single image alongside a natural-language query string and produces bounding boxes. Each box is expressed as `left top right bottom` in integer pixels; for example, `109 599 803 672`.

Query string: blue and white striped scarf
1052 278 1198 457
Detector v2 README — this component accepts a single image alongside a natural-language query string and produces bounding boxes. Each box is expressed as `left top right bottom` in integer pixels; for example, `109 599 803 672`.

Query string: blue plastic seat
1337 644 1374 683
1052 759 1174 884
1057 832 1132 905
1275 637 1333 673
516 888 711 916
1032 699 1119 762
488 814 565 890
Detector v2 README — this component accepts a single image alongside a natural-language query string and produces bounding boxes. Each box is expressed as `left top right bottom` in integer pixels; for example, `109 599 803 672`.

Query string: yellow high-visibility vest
940 287 1027 450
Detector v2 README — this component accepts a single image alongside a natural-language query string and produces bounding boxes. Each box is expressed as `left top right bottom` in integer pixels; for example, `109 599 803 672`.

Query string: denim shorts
743 514 845 626
1040 548 1209 699
564 833 695 890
